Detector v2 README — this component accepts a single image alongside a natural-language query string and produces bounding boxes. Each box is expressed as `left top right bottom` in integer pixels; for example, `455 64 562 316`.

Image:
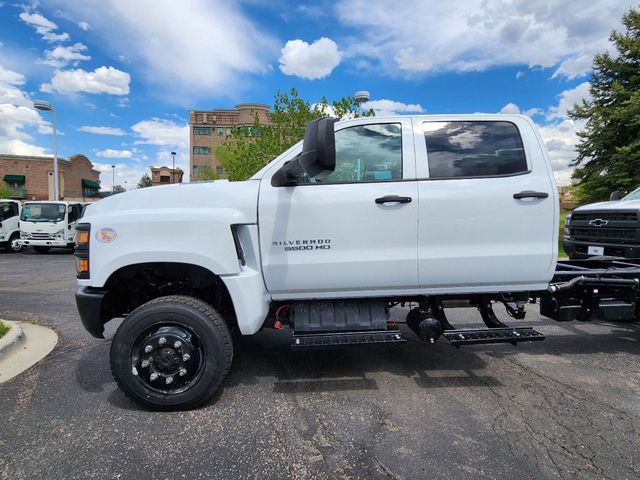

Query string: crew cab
564 187 640 259
0 199 22 253
74 115 640 410
19 201 84 253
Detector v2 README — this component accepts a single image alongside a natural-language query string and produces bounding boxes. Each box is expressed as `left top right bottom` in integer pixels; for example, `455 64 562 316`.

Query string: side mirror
610 191 621 201
272 117 337 187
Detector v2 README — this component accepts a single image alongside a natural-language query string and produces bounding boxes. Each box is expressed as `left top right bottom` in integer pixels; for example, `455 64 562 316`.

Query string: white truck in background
19 201 84 253
73 115 640 410
0 199 22 253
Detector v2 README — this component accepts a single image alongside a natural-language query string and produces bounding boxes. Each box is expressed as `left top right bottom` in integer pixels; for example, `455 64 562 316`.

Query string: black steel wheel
33 246 50 254
6 233 23 253
110 295 233 410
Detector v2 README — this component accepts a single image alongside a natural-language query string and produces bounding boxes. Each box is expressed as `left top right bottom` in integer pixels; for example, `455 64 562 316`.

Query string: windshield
20 203 66 223
622 187 640 201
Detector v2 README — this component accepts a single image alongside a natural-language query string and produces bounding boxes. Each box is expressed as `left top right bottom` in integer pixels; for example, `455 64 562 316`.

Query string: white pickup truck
74 114 640 410
0 199 22 253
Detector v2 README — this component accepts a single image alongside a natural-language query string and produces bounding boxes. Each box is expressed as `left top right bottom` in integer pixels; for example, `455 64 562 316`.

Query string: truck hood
574 199 640 212
84 180 260 223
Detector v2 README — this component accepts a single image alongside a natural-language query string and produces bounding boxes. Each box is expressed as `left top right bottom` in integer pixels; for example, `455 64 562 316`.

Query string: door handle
513 190 549 200
375 195 412 204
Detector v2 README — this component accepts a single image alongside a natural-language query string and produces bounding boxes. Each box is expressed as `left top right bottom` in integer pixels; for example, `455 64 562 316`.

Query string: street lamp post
354 90 370 117
33 100 59 200
111 165 116 192
171 151 176 184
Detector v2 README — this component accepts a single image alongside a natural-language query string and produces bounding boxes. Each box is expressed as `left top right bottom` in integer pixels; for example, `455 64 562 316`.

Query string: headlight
564 214 572 226
54 229 65 239
564 227 570 237
20 231 28 239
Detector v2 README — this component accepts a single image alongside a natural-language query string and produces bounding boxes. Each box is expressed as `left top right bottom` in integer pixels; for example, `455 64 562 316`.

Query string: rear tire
110 295 233 411
33 246 50 254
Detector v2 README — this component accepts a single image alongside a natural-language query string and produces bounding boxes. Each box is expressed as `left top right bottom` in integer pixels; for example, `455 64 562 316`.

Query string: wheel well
102 262 237 329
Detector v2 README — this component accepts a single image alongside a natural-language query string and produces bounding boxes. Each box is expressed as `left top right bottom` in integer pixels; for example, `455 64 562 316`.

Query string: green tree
137 173 152 188
0 185 14 198
112 184 125 193
192 165 220 181
569 8 640 204
215 87 374 181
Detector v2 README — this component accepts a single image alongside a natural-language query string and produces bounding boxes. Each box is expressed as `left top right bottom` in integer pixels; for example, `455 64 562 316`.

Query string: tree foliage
192 165 220 181
112 184 125 193
0 185 15 199
137 173 152 188
569 8 640 204
215 88 375 181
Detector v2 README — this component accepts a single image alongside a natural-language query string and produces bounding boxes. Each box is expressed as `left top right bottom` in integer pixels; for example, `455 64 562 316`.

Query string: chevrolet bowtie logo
589 218 609 227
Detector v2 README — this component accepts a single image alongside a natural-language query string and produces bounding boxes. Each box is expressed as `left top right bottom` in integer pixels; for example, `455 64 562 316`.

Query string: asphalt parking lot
1 250 639 480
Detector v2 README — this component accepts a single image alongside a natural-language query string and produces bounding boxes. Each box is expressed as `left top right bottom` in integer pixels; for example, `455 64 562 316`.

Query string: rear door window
423 121 528 179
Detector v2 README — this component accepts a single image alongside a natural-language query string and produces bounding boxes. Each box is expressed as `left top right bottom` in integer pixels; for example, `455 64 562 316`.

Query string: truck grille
569 210 639 244
30 232 53 240
572 212 638 222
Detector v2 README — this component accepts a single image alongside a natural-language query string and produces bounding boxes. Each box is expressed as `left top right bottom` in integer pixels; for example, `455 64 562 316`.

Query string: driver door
258 119 419 297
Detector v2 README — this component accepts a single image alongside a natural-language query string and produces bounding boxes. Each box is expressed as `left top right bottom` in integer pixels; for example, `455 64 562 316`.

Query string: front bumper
75 287 107 338
19 239 69 247
563 239 640 259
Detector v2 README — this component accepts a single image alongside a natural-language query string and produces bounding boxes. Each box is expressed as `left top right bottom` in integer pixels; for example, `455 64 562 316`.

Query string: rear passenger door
415 117 558 292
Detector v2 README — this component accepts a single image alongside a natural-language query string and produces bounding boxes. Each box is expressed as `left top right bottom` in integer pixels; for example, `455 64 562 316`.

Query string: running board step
291 330 406 350
443 327 545 346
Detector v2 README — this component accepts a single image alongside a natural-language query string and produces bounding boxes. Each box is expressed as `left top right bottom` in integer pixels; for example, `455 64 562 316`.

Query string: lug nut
150 373 159 381
174 340 182 349
144 345 153 353
141 359 150 368
179 368 187 377
182 353 190 361
165 377 174 385
158 337 167 346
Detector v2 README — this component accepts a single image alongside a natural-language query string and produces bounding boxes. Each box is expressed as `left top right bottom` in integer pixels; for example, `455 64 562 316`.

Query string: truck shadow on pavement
74 321 639 411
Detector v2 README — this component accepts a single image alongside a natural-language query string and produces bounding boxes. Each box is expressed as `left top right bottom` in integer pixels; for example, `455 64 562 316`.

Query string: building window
193 146 211 155
216 128 224 136
423 121 528 179
216 166 224 174
193 165 204 175
160 175 170 183
193 127 211 135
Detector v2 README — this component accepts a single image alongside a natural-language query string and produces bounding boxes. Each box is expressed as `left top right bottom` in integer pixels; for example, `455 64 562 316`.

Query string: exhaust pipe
406 308 443 343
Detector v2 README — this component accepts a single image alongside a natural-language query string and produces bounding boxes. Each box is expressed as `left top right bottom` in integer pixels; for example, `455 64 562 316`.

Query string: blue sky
0 0 634 189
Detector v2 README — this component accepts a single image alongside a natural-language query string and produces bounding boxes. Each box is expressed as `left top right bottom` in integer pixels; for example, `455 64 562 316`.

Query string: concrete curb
0 320 25 358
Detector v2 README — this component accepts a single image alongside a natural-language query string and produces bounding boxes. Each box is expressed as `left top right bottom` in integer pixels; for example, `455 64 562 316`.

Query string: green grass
0 321 10 339
559 211 568 259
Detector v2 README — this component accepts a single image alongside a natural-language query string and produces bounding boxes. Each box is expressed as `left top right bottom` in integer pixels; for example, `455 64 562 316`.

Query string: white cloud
40 66 130 95
362 99 425 116
131 118 188 147
0 65 49 155
96 149 133 158
336 0 629 78
78 21 91 31
78 125 126 136
516 70 524 79
131 117 190 180
538 119 584 185
46 0 277 101
40 42 91 68
499 102 543 117
19 11 70 43
546 82 591 120
279 37 341 79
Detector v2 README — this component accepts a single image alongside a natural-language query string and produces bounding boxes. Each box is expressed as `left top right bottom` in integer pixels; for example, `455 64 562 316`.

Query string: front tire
34 246 50 254
6 233 23 253
110 295 233 410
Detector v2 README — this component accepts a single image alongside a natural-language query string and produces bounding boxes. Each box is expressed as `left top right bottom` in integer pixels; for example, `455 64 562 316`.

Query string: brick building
0 154 101 201
150 166 184 186
189 103 271 177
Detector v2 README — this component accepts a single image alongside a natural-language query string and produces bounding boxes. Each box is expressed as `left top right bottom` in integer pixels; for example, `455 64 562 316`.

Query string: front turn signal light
76 258 89 274
76 230 89 246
